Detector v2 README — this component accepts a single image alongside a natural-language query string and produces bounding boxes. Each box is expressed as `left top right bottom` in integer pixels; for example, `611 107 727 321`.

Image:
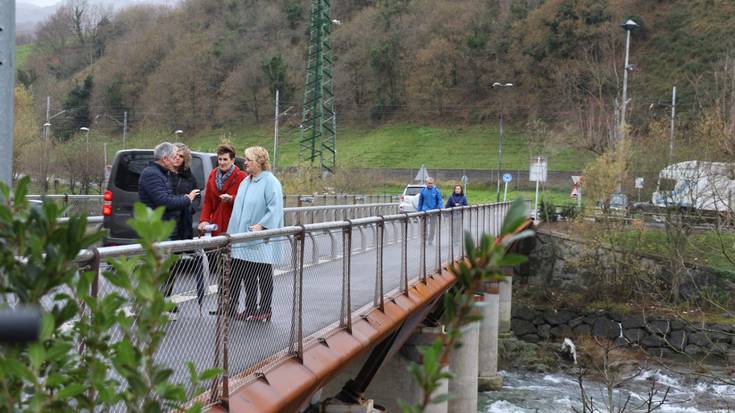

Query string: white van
652 161 735 212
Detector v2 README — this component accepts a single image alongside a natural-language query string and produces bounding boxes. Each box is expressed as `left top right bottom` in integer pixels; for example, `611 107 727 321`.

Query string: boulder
550 325 573 338
647 320 670 336
621 315 646 329
670 320 686 331
688 332 710 347
573 324 592 336
669 330 687 351
512 305 537 321
538 324 551 339
684 344 703 356
641 334 666 347
543 310 575 326
593 317 621 339
532 316 545 326
623 328 646 343
521 334 541 343
512 319 537 336
569 316 585 328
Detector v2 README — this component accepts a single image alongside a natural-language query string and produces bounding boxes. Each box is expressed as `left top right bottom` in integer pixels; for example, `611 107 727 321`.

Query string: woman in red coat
198 144 247 236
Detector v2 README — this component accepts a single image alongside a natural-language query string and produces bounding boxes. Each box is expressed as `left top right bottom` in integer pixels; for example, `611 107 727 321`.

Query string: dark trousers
228 259 273 316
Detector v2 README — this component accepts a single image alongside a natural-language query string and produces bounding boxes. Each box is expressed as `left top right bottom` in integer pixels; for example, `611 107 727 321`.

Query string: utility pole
43 97 51 192
619 19 638 140
667 86 676 166
123 111 128 149
0 0 16 186
273 89 279 172
492 82 514 202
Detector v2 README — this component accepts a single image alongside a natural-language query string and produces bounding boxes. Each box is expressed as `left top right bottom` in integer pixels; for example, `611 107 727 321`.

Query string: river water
479 369 735 412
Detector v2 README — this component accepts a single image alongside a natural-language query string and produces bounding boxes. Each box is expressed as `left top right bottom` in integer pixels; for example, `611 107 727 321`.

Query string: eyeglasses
244 158 254 163
217 157 231 161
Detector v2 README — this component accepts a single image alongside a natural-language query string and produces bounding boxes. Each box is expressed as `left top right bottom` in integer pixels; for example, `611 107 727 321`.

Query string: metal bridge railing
29 194 400 216
73 202 516 410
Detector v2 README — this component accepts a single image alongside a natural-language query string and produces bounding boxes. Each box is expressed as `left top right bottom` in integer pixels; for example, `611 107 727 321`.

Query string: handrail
65 202 519 411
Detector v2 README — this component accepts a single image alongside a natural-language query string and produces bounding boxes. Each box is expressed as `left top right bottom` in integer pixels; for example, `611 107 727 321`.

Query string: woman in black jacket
445 184 468 208
170 143 199 240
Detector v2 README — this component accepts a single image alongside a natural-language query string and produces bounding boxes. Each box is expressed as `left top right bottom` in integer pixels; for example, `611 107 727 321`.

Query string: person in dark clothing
138 142 199 222
138 142 199 320
170 143 199 241
445 184 468 208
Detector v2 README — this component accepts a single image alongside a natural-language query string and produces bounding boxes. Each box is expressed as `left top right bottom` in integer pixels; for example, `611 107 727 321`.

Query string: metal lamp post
492 82 514 202
619 19 638 139
80 127 90 194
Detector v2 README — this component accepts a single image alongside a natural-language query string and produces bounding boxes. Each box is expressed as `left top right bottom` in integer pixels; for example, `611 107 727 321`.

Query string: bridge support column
365 326 448 413
478 291 502 391
498 273 513 334
448 321 480 413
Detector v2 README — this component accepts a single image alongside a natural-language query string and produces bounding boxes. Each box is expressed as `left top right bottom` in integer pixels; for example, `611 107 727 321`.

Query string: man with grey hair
139 142 200 224
417 176 443 244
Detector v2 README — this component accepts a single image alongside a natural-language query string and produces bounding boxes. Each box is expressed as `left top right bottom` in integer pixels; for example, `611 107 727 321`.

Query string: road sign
635 177 644 189
572 175 582 185
502 173 512 183
415 164 429 182
530 157 547 182
461 175 468 185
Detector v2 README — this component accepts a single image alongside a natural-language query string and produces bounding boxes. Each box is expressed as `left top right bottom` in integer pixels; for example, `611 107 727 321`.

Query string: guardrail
70 202 513 410
28 193 400 216
59 203 399 228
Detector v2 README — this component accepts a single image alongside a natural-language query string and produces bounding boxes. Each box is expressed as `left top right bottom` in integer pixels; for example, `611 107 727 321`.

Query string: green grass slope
122 123 587 172
16 44 33 70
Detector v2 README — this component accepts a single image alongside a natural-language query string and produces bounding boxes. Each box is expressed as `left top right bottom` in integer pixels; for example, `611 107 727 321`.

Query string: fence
28 194 400 217
72 202 513 410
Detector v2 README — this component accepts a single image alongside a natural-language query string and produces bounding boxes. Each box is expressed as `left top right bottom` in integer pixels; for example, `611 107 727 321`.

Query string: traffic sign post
571 175 583 209
502 173 512 202
530 157 547 219
635 177 644 202
461 174 468 195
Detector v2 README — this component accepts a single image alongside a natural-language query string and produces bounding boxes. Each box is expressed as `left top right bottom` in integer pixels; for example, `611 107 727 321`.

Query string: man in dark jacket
138 142 200 224
139 142 200 320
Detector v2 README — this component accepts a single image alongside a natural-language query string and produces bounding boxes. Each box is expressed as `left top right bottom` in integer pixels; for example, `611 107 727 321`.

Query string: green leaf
28 343 46 370
40 312 55 340
501 198 530 236
497 253 528 266
199 368 223 381
57 383 85 399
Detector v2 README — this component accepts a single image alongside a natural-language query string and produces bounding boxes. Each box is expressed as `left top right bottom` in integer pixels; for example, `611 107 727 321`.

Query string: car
399 184 425 212
102 149 244 246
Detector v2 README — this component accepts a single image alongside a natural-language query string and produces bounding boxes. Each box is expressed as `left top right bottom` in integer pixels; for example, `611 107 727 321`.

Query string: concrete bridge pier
477 290 502 391
447 321 480 413
364 326 449 413
498 273 513 335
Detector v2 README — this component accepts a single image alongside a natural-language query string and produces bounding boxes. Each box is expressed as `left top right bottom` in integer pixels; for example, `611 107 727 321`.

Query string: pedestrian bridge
74 202 513 412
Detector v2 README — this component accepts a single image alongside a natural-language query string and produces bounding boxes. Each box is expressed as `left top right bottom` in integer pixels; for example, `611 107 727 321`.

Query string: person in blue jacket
445 184 468 208
227 146 284 322
417 177 443 243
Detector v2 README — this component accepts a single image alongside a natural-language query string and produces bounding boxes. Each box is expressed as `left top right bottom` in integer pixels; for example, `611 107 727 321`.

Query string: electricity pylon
298 0 336 173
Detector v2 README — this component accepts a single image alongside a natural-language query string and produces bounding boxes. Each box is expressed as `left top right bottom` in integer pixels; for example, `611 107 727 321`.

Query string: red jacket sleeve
199 169 218 224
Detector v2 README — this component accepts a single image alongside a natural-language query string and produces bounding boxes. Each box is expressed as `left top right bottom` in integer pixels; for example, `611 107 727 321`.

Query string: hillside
117 123 586 172
16 0 735 169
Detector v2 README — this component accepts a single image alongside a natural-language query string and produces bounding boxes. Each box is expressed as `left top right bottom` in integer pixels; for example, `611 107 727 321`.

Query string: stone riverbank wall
512 227 735 357
511 305 735 357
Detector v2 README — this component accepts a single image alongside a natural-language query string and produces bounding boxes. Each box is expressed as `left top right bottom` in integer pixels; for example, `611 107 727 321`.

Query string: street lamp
492 82 514 202
80 127 91 194
619 19 638 140
173 129 184 139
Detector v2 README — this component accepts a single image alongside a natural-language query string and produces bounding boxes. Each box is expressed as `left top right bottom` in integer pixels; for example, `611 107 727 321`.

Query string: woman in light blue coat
227 146 283 322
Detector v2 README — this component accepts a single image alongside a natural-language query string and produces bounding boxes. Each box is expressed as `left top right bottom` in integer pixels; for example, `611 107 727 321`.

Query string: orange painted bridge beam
205 269 456 413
